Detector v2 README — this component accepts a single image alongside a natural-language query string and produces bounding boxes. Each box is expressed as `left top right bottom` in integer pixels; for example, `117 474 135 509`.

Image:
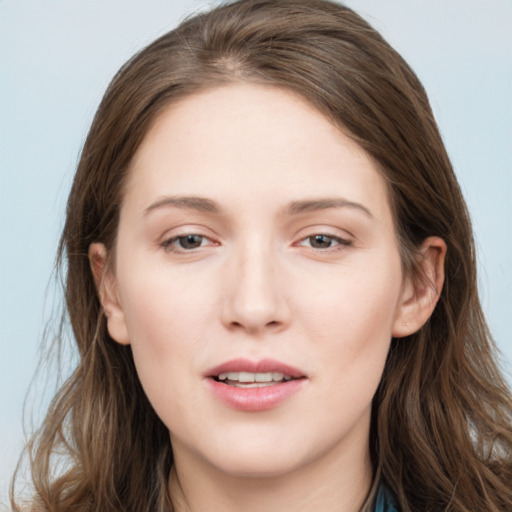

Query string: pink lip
205 358 307 412
205 358 306 379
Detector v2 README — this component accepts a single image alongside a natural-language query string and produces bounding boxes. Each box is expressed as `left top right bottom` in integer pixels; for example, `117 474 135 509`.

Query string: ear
392 236 446 338
88 243 130 345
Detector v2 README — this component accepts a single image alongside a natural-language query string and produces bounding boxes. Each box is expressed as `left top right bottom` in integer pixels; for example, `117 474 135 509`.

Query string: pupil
311 235 332 248
180 235 202 249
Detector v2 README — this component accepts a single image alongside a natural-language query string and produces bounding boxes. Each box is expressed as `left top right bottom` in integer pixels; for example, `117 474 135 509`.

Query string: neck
169 432 373 512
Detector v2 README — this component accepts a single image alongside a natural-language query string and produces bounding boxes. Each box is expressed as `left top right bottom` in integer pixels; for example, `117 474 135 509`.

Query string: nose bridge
223 237 287 333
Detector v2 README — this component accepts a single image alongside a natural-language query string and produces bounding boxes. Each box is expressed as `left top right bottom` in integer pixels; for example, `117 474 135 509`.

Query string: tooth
255 372 273 382
233 381 280 388
217 371 295 384
238 371 255 383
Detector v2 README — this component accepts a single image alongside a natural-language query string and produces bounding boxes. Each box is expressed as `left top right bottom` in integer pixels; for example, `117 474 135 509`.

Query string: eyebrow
143 195 373 218
144 196 220 215
286 197 374 218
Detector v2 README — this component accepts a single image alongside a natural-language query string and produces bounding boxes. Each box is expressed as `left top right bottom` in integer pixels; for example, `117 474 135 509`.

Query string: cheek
119 260 213 346
300 257 401 330
116 265 216 408
293 254 403 388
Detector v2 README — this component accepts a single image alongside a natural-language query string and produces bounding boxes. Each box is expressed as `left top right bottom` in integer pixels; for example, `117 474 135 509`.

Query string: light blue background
1 0 511 499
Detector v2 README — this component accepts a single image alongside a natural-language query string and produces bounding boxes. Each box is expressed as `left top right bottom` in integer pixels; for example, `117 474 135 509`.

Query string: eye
298 234 351 250
163 234 213 252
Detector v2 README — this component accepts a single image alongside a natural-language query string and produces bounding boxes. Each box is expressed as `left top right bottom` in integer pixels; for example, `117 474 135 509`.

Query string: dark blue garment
374 484 399 512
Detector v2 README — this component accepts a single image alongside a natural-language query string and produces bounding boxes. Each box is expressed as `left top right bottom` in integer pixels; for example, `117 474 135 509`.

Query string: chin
215 456 304 479
202 434 313 479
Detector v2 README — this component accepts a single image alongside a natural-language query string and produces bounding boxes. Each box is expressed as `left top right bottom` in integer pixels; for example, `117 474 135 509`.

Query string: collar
373 483 399 512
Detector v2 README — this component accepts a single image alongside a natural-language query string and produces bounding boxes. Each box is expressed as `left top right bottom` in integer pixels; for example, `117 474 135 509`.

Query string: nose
221 243 290 335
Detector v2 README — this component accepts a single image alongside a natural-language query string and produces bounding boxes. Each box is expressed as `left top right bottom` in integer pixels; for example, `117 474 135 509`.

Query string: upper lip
205 358 306 379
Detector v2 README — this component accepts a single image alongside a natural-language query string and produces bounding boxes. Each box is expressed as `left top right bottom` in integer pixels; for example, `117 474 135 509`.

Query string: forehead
124 83 392 221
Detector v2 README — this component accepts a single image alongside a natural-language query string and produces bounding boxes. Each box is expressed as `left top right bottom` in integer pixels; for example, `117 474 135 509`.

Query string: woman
11 0 512 510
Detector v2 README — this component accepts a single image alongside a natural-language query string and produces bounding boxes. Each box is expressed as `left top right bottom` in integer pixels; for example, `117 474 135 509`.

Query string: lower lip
207 378 305 412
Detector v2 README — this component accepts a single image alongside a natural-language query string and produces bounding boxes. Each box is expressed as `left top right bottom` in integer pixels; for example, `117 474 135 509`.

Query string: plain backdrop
1 0 511 501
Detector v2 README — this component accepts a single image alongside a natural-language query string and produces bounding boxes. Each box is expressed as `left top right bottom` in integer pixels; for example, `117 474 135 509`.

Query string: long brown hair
12 1 512 510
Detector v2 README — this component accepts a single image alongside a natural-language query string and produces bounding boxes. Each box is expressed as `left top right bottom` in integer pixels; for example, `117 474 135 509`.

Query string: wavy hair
12 1 512 510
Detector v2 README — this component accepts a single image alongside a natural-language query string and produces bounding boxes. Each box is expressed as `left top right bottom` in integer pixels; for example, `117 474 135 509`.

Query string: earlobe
392 236 446 338
88 243 130 345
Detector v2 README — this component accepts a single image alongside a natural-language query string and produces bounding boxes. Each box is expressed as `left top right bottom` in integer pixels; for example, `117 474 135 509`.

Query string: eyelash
162 234 215 253
161 232 351 254
296 233 352 251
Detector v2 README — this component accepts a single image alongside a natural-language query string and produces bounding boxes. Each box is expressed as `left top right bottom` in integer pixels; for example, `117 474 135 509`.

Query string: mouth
214 371 296 388
205 359 307 411
206 358 305 383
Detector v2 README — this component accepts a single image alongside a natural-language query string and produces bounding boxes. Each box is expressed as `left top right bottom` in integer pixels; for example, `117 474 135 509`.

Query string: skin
90 83 445 512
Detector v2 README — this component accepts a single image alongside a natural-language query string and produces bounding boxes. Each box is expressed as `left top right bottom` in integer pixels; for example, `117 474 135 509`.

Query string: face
95 83 417 479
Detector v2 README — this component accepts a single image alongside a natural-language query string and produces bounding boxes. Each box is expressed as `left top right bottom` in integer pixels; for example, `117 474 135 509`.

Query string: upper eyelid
292 225 354 241
159 224 220 241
